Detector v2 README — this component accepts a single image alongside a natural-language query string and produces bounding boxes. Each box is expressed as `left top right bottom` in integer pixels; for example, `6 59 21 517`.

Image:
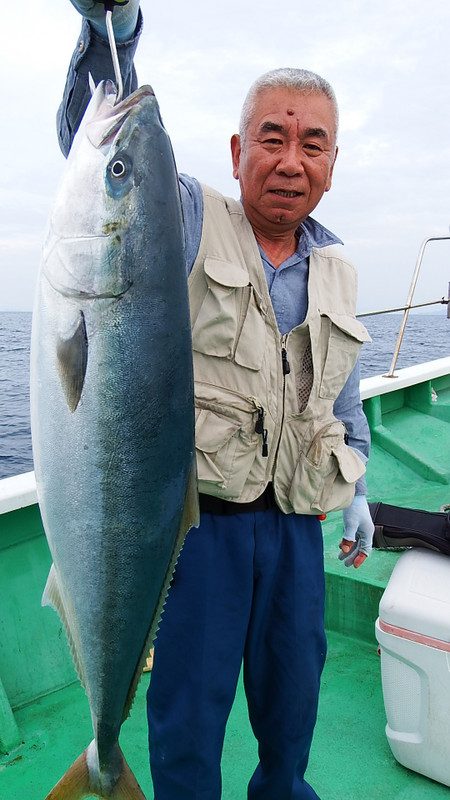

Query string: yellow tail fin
44 745 147 799
44 751 89 800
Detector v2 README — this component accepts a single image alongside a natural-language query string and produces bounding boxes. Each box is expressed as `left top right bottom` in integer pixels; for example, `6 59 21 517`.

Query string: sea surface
0 310 449 480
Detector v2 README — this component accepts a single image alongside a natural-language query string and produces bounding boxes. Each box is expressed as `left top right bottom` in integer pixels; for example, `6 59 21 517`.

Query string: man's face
231 87 338 236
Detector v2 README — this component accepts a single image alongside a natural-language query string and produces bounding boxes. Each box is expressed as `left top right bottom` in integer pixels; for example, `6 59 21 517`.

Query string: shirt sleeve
333 358 371 495
57 11 143 157
179 175 203 274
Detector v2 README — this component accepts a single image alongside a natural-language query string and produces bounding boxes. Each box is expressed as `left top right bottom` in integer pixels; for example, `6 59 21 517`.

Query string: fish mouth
87 84 157 149
113 84 155 107
109 83 155 110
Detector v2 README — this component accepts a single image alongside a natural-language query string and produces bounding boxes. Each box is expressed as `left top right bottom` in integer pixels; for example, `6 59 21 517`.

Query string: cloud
0 237 42 253
3 0 450 313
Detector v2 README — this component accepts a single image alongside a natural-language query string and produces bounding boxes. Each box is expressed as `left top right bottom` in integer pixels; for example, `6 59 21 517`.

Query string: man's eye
263 138 283 145
304 143 322 153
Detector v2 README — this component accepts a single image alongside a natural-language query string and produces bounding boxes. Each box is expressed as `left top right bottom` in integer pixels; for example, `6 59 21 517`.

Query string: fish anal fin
42 563 63 611
56 310 88 413
44 750 89 800
42 565 87 691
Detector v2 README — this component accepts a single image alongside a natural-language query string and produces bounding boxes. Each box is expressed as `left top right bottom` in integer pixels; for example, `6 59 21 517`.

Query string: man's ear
230 134 241 180
325 145 338 192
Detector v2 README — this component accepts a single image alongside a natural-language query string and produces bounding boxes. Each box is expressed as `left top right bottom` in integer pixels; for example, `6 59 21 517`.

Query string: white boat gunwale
1 356 449 518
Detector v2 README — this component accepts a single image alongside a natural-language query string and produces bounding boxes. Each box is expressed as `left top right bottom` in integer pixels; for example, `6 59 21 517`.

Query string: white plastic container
375 548 450 786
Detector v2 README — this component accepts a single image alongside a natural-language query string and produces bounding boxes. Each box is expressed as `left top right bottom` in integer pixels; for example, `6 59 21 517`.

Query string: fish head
42 81 164 302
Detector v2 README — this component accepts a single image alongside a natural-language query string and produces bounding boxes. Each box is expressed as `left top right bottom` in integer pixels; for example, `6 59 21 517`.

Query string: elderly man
61 3 374 799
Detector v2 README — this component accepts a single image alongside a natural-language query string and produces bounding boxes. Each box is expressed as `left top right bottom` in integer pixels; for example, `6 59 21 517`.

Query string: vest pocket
192 257 265 371
194 387 262 499
319 312 371 399
288 421 365 514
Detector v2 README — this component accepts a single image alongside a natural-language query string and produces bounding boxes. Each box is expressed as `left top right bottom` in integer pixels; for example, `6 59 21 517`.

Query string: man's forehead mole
287 109 295 116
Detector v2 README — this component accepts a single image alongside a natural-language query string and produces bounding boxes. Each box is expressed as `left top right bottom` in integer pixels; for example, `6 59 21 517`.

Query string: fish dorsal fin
122 458 200 721
56 311 88 413
178 455 200 534
42 565 88 691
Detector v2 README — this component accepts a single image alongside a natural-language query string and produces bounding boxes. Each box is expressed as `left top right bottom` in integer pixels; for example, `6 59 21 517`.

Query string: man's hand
338 494 374 569
68 0 139 42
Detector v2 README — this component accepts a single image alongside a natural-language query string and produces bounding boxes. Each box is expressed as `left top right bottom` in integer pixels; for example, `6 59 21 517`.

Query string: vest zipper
268 334 291 486
254 406 269 457
281 347 291 375
196 383 268 458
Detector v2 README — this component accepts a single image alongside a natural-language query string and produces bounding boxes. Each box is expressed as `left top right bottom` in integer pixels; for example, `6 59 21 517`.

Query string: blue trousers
147 508 326 800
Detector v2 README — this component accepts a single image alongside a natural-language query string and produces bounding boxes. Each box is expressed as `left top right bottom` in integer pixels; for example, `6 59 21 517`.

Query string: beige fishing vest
188 185 371 514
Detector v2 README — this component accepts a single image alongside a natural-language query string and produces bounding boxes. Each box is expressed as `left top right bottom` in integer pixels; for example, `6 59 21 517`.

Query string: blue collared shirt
258 216 342 334
57 15 370 491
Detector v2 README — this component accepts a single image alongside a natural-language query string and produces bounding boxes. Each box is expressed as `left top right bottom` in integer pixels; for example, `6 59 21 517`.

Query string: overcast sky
2 0 450 315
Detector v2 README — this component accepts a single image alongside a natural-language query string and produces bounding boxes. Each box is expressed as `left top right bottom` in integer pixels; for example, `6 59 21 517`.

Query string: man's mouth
269 189 302 198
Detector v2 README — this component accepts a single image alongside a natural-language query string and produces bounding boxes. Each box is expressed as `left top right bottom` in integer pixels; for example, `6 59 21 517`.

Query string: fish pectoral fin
44 745 147 800
42 565 88 692
56 310 88 413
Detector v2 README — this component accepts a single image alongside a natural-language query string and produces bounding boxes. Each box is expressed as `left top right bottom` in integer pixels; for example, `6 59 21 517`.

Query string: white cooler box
375 548 450 786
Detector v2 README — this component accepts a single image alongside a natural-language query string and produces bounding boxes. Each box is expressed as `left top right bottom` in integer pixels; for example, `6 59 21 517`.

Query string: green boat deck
1 359 450 799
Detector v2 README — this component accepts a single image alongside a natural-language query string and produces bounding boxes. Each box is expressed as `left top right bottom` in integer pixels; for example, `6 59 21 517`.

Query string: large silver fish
30 81 198 800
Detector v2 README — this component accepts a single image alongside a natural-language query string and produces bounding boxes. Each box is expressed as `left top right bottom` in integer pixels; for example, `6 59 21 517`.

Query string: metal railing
356 235 450 377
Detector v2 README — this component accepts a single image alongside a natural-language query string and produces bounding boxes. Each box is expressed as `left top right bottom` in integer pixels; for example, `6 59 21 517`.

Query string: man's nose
275 143 304 176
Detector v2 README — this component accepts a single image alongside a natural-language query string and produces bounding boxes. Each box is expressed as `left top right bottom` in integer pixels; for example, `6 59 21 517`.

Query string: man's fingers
338 539 368 568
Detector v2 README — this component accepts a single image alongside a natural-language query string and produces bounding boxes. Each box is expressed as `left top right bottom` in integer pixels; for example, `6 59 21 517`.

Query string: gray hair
239 68 339 143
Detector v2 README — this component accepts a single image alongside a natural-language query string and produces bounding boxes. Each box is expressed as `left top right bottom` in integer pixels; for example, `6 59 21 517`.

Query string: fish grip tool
96 0 129 103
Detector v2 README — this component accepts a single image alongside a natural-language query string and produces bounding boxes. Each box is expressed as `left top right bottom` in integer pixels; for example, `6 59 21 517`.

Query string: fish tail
44 744 147 799
109 751 147 799
44 750 90 799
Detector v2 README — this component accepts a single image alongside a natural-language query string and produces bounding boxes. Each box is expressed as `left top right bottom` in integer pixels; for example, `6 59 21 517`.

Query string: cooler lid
379 548 450 643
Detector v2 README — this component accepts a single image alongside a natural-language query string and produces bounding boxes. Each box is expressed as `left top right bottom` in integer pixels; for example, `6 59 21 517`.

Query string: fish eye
107 152 132 182
111 159 126 178
106 151 133 197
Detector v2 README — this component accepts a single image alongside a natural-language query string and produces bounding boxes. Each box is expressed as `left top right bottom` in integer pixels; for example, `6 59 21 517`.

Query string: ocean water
0 310 448 480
